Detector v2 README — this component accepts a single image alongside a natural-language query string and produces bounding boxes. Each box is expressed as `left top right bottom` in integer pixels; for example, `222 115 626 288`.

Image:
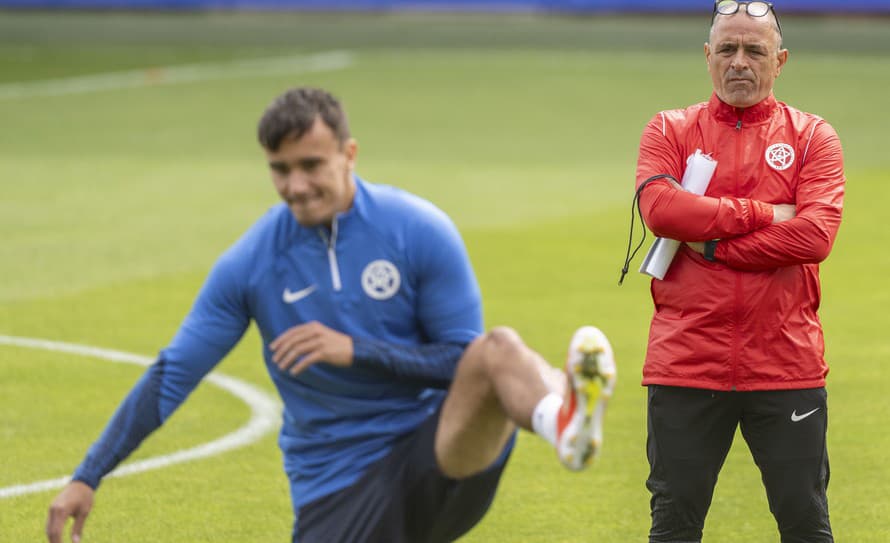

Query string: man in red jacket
635 2 844 542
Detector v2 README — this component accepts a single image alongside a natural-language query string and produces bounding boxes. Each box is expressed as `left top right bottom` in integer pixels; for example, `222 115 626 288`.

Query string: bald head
710 8 783 49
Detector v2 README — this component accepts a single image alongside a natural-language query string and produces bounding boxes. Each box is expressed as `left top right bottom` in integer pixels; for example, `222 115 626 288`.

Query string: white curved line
0 335 281 499
0 50 354 100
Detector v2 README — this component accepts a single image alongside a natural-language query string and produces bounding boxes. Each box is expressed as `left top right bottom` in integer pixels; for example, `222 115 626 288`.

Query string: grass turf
1 10 888 542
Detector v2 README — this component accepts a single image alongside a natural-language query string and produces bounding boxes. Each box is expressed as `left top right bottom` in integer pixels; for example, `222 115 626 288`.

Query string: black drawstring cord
619 174 679 285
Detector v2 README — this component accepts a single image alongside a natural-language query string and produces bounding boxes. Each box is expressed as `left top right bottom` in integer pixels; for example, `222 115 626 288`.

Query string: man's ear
345 138 358 170
776 48 789 77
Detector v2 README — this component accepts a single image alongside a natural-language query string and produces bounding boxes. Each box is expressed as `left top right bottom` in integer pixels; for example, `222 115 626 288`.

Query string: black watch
703 240 718 262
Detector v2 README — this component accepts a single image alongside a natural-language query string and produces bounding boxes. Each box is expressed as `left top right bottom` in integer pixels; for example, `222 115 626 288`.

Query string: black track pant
646 385 833 543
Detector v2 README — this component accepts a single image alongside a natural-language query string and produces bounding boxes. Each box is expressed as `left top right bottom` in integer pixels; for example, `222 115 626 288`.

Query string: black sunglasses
711 0 783 37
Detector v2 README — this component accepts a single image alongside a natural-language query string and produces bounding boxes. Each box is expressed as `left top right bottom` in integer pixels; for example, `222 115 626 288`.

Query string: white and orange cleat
556 325 617 471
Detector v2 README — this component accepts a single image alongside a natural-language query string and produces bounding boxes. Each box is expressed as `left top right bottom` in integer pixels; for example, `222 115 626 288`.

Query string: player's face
705 12 787 108
266 118 357 227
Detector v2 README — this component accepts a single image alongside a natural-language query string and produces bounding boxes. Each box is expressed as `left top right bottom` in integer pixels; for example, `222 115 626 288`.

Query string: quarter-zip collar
708 92 778 127
312 175 368 292
314 175 366 240
317 219 342 291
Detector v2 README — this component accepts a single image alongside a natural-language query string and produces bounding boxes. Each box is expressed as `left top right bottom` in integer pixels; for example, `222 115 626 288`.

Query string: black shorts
646 385 832 543
294 407 512 543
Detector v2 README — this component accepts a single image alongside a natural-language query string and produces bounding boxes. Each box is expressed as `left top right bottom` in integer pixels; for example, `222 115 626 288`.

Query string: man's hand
772 204 796 224
269 321 354 376
46 481 94 543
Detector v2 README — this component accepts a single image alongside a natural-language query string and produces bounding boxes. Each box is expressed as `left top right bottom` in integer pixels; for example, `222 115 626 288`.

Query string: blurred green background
1 10 887 542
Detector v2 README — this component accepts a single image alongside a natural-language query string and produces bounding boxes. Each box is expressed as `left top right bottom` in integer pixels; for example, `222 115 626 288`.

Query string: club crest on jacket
765 143 795 171
362 260 401 300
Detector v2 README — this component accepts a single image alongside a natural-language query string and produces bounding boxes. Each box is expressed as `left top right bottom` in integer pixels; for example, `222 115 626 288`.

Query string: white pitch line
0 50 354 100
0 335 281 500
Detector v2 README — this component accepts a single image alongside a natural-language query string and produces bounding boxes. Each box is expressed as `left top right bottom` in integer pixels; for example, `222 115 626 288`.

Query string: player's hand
772 204 796 224
269 321 354 376
46 481 94 543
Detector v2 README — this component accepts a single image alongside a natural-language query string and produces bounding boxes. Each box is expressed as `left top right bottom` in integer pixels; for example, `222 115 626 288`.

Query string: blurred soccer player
633 2 844 542
45 87 616 543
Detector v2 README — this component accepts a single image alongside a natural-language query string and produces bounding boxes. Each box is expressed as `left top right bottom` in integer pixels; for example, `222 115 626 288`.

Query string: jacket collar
313 174 365 238
708 92 777 126
286 175 366 243
331 174 365 227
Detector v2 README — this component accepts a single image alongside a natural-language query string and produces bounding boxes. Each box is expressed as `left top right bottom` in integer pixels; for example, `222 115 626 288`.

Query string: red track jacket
636 93 845 391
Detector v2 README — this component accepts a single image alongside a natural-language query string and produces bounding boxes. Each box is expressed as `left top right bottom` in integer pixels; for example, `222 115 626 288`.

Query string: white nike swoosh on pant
790 408 820 422
282 285 317 304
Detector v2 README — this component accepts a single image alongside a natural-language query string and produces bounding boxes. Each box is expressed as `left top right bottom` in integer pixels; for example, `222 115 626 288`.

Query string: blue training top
74 177 489 511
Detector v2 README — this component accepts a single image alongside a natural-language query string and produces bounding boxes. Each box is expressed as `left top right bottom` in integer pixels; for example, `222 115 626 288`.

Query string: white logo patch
765 143 795 171
282 284 317 304
361 260 400 300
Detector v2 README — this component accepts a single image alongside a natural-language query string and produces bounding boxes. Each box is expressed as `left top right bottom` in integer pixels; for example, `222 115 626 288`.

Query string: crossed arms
635 118 845 271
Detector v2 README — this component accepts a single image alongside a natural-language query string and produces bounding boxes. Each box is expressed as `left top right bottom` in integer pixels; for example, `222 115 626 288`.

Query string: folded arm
640 181 776 241
713 123 845 271
269 321 467 389
353 338 466 389
271 205 481 389
636 116 774 242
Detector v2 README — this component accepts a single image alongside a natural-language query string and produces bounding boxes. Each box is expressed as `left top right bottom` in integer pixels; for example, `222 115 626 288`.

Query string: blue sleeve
352 204 482 386
73 359 164 488
156 251 250 417
411 206 483 344
72 252 250 489
352 339 467 389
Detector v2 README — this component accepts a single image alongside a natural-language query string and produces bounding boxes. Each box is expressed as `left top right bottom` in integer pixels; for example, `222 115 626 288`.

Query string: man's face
705 12 788 108
265 118 357 227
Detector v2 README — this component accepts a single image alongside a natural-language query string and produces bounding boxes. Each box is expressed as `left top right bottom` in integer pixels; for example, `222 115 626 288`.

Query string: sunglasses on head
712 1 783 37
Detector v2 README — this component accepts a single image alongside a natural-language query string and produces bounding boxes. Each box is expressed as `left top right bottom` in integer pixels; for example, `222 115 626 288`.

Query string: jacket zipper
731 113 743 390
317 218 343 292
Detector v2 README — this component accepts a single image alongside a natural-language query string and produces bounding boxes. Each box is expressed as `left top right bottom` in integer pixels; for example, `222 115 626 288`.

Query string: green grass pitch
1 10 889 542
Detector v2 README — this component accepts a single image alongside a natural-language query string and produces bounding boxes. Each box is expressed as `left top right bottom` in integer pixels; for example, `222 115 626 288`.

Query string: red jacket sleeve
636 115 774 242
715 122 845 270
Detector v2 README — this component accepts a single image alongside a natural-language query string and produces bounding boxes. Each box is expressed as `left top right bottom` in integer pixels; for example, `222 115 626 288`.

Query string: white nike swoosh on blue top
282 285 317 304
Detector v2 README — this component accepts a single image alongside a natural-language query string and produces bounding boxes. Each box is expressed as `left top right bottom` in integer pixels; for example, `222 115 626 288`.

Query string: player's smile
266 117 357 228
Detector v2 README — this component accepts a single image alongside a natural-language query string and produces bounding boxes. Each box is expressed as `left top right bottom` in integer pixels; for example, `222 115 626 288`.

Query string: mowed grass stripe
1 11 889 543
0 50 354 99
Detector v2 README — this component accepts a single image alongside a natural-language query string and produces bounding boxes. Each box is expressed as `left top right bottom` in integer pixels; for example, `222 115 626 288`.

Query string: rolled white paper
639 149 718 280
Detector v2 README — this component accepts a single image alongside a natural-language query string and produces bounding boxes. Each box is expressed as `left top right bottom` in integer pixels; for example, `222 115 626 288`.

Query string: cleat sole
557 326 615 471
579 349 605 380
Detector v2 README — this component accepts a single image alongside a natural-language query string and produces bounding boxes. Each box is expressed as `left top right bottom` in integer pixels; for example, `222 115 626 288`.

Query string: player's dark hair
257 87 351 151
